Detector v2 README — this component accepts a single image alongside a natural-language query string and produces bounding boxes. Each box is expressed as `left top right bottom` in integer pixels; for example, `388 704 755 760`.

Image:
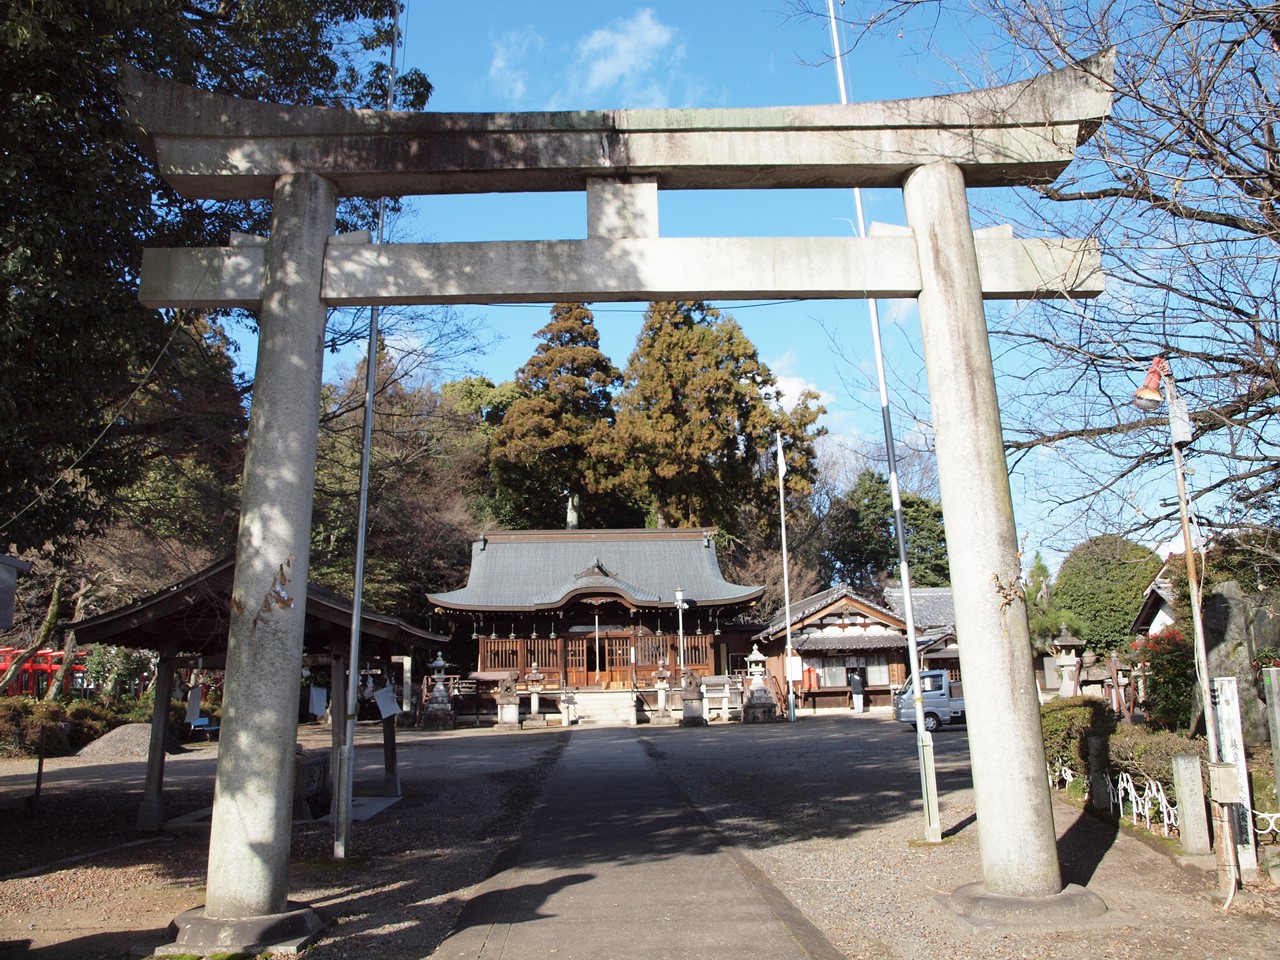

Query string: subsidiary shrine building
428 528 763 689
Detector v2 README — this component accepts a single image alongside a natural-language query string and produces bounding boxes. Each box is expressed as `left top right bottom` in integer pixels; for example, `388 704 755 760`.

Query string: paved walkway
429 727 844 960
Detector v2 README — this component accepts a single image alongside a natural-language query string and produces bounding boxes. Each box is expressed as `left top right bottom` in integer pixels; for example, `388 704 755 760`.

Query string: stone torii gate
126 51 1114 951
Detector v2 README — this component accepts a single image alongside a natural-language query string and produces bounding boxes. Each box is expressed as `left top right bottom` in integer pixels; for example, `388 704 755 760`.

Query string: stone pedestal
650 664 676 725
420 652 456 730
679 671 707 727
421 690 455 730
494 673 521 731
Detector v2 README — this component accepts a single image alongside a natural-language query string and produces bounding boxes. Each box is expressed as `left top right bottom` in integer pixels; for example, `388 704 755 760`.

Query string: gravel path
1 715 1277 960
644 714 1280 960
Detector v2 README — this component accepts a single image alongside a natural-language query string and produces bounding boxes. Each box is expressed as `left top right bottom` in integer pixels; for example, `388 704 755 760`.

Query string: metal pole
675 588 686 681
777 431 797 722
1163 372 1237 899
1164 373 1218 761
335 5 399 860
825 0 940 841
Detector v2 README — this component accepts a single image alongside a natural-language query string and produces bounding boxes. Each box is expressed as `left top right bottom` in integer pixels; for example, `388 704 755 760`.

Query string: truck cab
893 669 964 732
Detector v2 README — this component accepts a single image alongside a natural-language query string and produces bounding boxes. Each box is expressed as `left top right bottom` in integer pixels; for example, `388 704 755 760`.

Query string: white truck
893 670 964 732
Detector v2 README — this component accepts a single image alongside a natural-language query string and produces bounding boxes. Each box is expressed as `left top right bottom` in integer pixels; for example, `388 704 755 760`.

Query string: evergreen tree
611 301 823 535
0 2 431 555
1024 551 1084 651
488 304 639 528
1054 535 1160 653
821 469 948 600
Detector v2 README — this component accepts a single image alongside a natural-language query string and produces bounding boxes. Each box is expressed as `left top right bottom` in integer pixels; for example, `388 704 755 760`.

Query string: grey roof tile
428 528 762 612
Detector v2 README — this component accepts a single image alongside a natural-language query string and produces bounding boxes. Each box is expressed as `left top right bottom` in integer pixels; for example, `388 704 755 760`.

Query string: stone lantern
523 662 547 728
421 651 456 730
742 644 776 723
1050 625 1086 698
651 657 676 726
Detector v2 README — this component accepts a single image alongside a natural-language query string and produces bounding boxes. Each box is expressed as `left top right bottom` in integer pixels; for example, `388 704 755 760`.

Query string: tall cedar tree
489 304 640 528
0 2 431 557
612 301 824 535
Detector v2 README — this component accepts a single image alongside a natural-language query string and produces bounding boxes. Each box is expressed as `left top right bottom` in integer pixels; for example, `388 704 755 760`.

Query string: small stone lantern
421 652 456 730
523 662 547 728
742 644 776 723
1050 625 1086 698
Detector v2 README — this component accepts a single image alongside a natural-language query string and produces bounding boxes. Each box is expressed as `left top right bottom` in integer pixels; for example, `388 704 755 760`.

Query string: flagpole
777 431 797 723
826 0 941 842
335 4 399 859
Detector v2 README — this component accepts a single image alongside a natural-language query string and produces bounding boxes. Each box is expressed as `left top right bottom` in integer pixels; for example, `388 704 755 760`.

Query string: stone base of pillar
155 902 324 956
939 882 1108 931
136 798 164 833
420 706 456 730
495 700 520 730
679 702 707 727
649 714 678 726
522 715 548 728
741 702 776 724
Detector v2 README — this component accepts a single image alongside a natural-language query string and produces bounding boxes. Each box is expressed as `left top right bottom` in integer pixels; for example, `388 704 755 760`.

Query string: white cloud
579 10 675 94
882 298 916 326
549 9 684 108
489 30 545 104
768 351 836 410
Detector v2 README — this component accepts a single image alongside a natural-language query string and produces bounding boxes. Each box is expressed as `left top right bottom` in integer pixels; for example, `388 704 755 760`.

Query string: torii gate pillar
905 162 1087 908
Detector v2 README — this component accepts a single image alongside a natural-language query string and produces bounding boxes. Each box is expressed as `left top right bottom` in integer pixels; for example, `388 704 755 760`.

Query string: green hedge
1040 696 1207 800
1041 696 1115 771
0 695 188 758
1106 724 1206 797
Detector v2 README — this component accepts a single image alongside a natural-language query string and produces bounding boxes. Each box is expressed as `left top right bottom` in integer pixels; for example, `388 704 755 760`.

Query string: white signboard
1211 676 1258 879
785 653 803 683
373 684 400 720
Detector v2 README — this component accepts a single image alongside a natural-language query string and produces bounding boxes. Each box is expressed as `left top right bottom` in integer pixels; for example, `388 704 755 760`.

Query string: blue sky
320 3 1080 563
371 2 957 443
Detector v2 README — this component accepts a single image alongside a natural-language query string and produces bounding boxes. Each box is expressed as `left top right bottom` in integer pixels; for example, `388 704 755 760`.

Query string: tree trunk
43 586 87 701
0 576 62 695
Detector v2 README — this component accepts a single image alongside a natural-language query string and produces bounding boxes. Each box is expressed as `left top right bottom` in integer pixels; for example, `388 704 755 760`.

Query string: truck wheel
923 713 941 733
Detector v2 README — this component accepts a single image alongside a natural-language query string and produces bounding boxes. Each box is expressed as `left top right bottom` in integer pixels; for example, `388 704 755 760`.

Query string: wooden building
755 585 958 709
427 528 763 689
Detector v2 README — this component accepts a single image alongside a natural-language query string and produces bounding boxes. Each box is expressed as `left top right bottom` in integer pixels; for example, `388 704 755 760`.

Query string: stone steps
571 690 638 726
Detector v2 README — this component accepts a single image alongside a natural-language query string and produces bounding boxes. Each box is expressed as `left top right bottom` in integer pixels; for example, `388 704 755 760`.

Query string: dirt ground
0 725 563 960
1 716 1277 960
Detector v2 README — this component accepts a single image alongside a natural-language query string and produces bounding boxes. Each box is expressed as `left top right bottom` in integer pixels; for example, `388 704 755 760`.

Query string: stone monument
679 669 707 727
650 658 676 726
420 652 455 731
523 662 548 729
494 672 521 731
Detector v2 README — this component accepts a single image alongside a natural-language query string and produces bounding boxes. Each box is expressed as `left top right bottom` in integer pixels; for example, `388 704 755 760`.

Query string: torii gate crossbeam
125 50 1115 952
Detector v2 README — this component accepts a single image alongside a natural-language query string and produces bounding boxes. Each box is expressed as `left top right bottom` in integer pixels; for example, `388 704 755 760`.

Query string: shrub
0 697 27 755
1134 627 1196 730
26 700 72 756
1107 724 1205 797
1041 696 1115 772
0 697 74 757
65 700 119 749
1252 646 1280 672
